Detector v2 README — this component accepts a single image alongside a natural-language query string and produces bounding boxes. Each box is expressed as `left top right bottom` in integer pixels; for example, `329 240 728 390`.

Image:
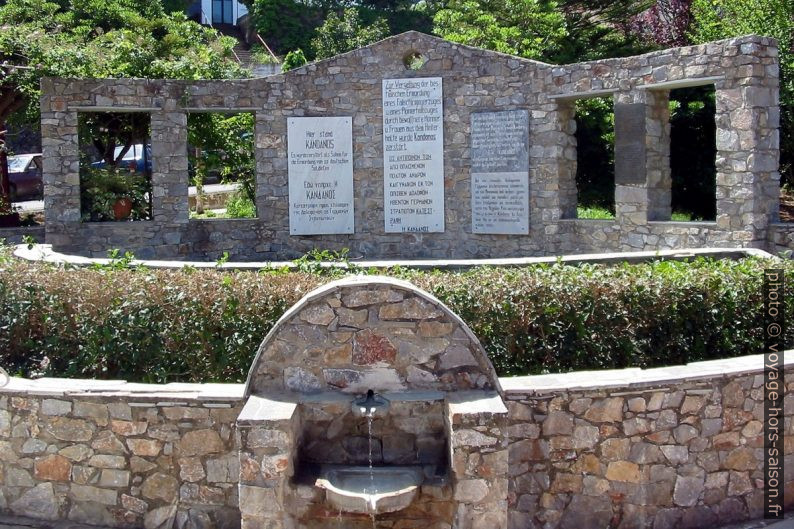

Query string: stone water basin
316 466 424 514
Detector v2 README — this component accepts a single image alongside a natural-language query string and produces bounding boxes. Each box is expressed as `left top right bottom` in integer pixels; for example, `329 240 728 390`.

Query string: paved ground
0 513 792 529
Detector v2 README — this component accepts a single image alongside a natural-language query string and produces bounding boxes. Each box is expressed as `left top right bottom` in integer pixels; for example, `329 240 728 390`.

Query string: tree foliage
575 98 615 212
247 0 436 59
281 49 309 71
311 7 389 60
433 0 650 64
249 0 323 58
187 113 256 203
669 87 717 219
0 0 245 129
689 0 794 186
432 0 567 60
627 0 693 47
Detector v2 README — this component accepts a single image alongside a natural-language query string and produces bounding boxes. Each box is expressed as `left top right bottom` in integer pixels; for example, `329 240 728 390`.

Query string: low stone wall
0 354 790 529
0 226 45 245
768 223 794 256
0 381 242 529
503 355 794 529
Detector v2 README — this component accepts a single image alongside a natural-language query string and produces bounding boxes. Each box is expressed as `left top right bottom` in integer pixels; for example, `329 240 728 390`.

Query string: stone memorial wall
34 31 789 261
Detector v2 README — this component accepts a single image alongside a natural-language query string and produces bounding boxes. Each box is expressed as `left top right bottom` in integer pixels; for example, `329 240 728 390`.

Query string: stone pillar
41 78 82 247
150 111 189 225
531 100 577 228
255 109 287 230
447 393 509 529
613 91 650 229
714 37 780 247
645 90 672 221
237 396 300 529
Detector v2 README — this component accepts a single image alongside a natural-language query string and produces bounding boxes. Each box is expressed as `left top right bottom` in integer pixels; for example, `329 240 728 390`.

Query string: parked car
6 153 43 201
91 144 152 173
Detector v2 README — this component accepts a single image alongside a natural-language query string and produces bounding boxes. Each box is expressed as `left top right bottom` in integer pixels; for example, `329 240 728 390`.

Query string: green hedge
0 247 791 382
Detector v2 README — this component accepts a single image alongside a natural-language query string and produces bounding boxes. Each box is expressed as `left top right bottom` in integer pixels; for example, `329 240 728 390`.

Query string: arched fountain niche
236 276 508 529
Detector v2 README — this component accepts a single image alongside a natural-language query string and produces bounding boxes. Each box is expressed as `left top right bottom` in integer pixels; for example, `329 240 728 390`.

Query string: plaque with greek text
288 117 354 235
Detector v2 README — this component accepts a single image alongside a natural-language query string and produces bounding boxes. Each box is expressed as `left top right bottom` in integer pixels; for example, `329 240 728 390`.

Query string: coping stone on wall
1 352 790 401
12 244 777 271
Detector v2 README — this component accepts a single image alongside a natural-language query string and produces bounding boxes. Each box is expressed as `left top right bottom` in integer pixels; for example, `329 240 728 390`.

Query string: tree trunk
0 124 10 214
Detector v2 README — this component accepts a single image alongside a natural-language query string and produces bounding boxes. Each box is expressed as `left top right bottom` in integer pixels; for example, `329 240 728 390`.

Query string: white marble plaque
471 172 529 234
382 77 444 233
288 117 354 235
471 110 529 234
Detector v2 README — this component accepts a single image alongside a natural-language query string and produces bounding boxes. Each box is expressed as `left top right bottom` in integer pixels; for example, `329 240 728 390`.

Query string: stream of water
366 410 378 528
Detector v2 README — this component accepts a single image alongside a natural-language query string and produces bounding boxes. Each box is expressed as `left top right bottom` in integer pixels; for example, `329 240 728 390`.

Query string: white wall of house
201 0 211 24
235 1 248 22
200 0 248 25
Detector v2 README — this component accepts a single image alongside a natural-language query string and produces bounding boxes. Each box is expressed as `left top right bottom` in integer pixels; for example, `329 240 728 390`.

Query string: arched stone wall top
244 275 501 397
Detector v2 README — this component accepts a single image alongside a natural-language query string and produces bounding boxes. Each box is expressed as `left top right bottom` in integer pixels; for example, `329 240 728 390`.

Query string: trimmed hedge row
0 247 791 382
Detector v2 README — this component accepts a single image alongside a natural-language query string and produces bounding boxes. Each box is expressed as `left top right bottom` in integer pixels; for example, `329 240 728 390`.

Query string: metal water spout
351 389 390 419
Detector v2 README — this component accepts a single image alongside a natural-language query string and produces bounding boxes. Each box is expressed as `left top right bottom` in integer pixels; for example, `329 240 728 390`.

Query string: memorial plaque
382 77 444 233
470 110 529 234
288 117 354 235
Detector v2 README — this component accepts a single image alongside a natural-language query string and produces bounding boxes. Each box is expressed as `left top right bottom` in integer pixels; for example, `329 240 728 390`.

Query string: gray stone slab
237 395 297 424
471 110 529 173
470 109 530 235
614 103 647 186
14 244 774 271
500 352 793 394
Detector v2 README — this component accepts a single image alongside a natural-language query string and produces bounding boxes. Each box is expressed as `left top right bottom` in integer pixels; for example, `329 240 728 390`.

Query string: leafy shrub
80 167 151 222
0 245 791 382
281 49 308 72
225 191 256 218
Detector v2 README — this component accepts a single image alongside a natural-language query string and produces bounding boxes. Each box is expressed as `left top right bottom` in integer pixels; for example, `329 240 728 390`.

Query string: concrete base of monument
12 244 774 270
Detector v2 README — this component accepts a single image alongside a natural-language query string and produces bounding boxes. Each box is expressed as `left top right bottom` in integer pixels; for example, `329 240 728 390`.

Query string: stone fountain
236 276 508 529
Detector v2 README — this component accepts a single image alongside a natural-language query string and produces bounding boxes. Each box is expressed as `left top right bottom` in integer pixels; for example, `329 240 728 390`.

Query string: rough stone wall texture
0 358 790 529
0 226 45 245
0 394 242 529
448 396 509 528
38 32 789 261
505 369 794 529
245 278 501 396
299 399 447 466
768 223 794 255
237 402 299 529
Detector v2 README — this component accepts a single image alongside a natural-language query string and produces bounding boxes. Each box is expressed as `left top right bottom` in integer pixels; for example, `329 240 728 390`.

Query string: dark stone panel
614 103 647 186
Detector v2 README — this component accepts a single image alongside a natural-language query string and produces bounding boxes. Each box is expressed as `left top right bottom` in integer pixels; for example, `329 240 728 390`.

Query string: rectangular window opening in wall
669 85 716 222
574 97 615 220
78 112 152 222
187 111 257 219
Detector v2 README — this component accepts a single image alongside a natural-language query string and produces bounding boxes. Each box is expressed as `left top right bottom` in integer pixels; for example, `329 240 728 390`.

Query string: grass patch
577 205 615 219
575 207 704 222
